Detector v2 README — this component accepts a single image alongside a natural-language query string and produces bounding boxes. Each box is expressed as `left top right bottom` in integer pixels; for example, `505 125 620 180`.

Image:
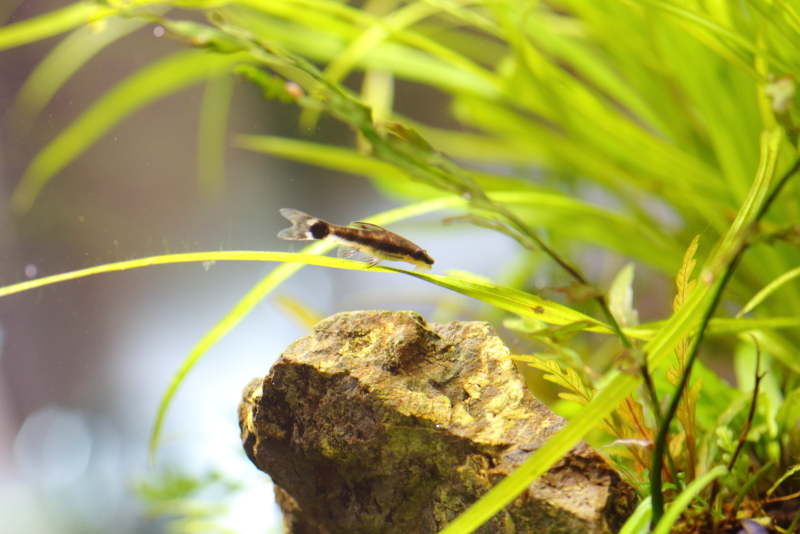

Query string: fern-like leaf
523 355 594 405
673 235 700 314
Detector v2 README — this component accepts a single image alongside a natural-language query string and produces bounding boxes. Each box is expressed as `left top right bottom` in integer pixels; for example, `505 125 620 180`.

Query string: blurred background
1 0 796 531
0 1 524 533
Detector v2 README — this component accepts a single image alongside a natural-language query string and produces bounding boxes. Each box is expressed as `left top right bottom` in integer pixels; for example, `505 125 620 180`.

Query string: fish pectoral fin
337 245 360 259
338 245 382 267
350 221 386 232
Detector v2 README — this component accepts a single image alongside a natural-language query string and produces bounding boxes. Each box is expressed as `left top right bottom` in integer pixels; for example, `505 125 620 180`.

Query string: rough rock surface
239 310 635 534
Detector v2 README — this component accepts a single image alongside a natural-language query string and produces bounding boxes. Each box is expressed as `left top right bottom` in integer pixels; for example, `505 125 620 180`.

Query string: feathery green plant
3 0 800 532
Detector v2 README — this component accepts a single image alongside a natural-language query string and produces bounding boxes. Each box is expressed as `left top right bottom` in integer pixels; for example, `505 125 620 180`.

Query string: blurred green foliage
3 0 800 532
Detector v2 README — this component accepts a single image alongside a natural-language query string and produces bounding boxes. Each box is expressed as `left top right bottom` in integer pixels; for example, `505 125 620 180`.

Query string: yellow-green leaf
12 49 248 214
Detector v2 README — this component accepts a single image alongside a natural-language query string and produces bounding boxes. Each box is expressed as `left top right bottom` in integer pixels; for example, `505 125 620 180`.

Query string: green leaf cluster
4 0 800 532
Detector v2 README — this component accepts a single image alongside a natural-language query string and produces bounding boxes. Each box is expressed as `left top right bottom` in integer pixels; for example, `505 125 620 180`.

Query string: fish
277 208 434 271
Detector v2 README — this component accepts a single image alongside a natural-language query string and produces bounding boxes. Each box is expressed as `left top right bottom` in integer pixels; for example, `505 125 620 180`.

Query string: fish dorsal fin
337 245 382 267
350 221 386 232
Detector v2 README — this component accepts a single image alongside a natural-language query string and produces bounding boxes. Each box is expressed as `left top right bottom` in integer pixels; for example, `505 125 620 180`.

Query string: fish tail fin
278 209 323 240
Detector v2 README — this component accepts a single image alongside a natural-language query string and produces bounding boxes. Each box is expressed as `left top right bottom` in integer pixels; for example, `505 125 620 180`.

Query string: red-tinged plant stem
650 259 737 528
716 340 765 520
728 340 763 473
650 156 800 528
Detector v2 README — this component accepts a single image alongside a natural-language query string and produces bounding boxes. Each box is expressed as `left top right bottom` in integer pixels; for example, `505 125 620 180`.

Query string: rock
239 310 635 534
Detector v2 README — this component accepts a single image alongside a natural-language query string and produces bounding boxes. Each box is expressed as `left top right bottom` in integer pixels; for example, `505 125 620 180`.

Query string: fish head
410 248 434 271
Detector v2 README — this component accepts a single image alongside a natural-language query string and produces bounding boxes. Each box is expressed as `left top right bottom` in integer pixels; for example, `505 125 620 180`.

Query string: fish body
278 208 434 271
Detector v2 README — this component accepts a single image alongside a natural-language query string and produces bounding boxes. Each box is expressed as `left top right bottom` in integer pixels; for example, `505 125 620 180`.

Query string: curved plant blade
146 196 612 459
197 73 235 196
738 265 800 317
11 48 248 214
10 13 156 125
234 135 683 272
651 465 727 534
437 277 714 534
618 497 652 534
0 1 113 51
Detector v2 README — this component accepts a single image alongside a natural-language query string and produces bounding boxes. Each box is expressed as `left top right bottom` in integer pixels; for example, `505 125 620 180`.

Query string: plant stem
650 259 737 527
650 155 800 528
731 461 775 516
641 364 681 487
501 208 634 349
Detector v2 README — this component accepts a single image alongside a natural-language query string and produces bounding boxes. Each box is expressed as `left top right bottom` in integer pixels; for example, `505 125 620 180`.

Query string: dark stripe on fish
331 226 415 258
277 208 434 270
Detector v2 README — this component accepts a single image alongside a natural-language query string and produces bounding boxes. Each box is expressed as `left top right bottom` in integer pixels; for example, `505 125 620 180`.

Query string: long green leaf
0 250 376 299
11 49 249 214
630 0 787 75
651 466 728 534
438 276 714 533
618 497 652 534
738 265 800 317
197 73 235 196
622 316 800 340
437 124 780 532
223 2 501 98
0 230 608 463
145 193 614 459
0 1 113 51
234 135 683 271
10 14 153 124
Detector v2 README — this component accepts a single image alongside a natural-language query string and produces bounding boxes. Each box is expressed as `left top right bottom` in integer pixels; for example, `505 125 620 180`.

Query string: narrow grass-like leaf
0 243 609 461
705 317 800 335
197 73 234 196
322 0 480 81
622 317 800 340
0 247 600 330
439 280 713 534
235 132 537 199
146 197 610 459
651 465 728 534
233 134 414 189
222 3 501 98
406 271 609 329
766 462 800 497
301 1 447 129
0 1 113 51
360 69 394 124
275 294 324 330
737 265 800 317
11 49 249 214
618 497 652 534
0 250 374 299
630 0 786 75
707 129 781 276
234 135 683 271
10 14 152 124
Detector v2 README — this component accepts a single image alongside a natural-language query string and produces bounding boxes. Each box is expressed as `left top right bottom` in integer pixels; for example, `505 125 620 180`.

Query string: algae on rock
239 310 635 534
